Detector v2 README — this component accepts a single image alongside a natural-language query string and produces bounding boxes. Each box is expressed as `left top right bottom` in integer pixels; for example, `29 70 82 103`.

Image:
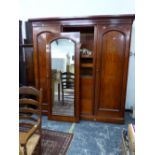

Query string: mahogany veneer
26 15 134 123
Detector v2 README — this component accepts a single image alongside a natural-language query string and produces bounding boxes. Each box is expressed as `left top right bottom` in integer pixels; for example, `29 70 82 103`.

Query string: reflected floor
52 100 74 116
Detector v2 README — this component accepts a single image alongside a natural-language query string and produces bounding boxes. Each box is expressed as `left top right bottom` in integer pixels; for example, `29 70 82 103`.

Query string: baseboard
80 114 124 124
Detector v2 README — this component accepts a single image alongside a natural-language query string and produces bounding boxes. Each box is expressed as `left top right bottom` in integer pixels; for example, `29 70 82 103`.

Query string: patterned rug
34 129 73 155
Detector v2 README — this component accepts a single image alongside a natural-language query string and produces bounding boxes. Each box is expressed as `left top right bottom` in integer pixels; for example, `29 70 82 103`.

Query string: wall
19 0 134 20
126 23 135 110
19 0 135 110
19 0 135 38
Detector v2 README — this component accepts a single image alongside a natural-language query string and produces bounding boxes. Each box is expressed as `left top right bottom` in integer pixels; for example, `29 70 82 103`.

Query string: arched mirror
50 38 75 116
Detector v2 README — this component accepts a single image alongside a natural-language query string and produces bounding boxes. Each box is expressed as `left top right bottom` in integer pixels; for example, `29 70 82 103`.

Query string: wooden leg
62 90 64 105
24 145 27 155
58 83 60 101
39 123 42 155
39 138 42 155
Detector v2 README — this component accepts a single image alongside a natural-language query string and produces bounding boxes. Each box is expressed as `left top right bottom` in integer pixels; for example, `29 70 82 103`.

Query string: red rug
34 129 73 155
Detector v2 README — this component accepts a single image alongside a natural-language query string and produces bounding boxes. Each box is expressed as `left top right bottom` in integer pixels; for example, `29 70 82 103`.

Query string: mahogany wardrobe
23 15 135 123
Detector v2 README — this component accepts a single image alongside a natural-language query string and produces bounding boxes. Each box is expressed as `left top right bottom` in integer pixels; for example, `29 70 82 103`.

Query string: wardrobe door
33 26 80 122
33 25 61 115
46 32 80 122
95 24 132 123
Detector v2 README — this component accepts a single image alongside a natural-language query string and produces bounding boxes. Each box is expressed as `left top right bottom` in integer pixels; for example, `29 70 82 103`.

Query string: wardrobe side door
95 24 131 122
33 25 61 115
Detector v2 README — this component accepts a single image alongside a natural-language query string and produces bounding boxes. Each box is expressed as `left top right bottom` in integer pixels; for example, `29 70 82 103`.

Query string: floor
42 112 135 155
52 100 74 116
52 93 74 116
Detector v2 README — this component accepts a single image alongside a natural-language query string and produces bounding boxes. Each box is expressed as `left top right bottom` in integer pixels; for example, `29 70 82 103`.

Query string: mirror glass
50 39 75 116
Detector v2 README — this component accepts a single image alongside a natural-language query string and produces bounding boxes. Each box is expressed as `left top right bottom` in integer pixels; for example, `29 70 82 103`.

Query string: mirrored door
46 32 80 122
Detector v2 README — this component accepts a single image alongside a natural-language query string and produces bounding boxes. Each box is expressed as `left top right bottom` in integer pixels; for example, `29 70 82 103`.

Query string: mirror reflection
51 39 75 116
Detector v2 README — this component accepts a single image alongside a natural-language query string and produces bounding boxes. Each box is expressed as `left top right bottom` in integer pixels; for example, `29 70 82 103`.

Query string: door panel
46 32 80 122
99 31 125 110
33 26 80 122
80 77 93 115
33 26 61 114
37 33 48 104
95 25 131 119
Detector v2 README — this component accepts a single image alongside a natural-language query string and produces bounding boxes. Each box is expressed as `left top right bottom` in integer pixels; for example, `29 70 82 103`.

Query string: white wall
19 0 135 109
126 23 135 109
19 0 134 20
19 0 135 39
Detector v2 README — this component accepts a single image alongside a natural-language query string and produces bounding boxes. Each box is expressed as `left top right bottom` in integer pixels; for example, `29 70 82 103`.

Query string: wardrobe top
28 14 135 22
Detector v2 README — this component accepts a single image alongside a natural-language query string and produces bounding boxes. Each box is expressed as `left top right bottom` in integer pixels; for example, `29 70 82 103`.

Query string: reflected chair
19 86 42 155
61 72 74 105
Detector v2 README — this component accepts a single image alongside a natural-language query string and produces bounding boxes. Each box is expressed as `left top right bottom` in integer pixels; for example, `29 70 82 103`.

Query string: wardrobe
24 15 135 123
